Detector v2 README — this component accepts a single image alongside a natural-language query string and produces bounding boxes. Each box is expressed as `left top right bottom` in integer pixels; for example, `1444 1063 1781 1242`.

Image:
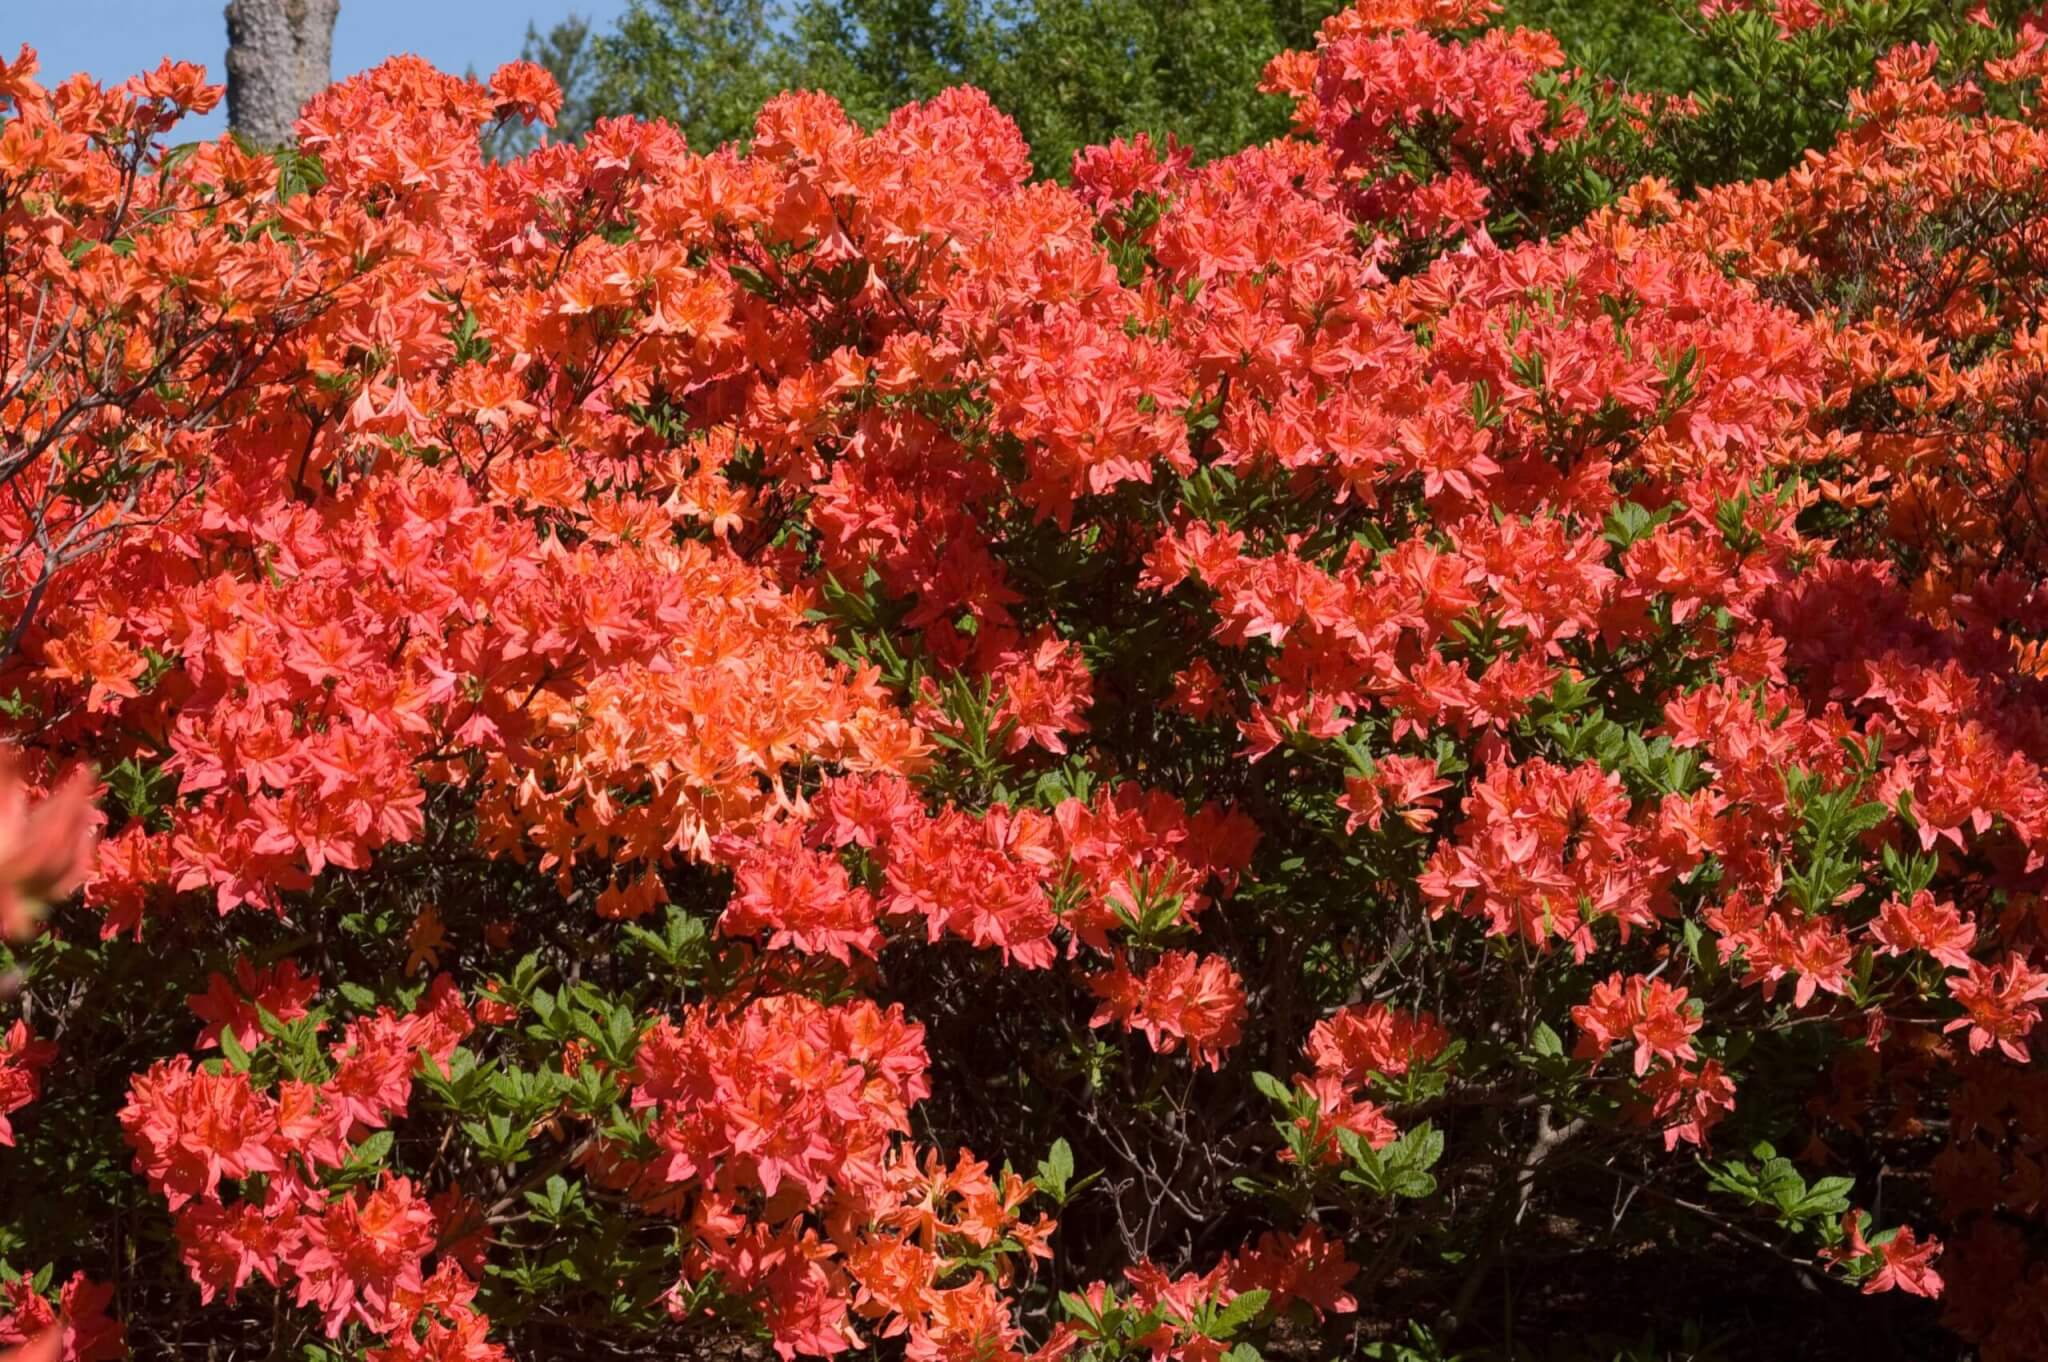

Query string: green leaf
1388 1168 1439 1198
1251 1071 1293 1105
1036 1137 1075 1200
1211 1288 1270 1337
1398 1121 1445 1173
1060 1291 1102 1330
1602 499 1676 549
272 148 328 201
348 1130 395 1170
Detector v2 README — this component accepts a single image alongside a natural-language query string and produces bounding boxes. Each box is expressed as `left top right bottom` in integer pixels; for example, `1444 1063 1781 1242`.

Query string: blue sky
14 0 633 139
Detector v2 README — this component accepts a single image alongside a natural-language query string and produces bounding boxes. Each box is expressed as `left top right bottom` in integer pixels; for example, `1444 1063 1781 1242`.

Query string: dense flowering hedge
5 1 2048 1358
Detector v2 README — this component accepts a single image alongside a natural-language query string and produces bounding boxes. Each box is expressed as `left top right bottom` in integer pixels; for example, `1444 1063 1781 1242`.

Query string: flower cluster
115 986 478 1339
11 3 2048 1358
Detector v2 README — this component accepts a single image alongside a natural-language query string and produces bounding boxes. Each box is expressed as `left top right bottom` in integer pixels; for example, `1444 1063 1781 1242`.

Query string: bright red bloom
175 1199 302 1304
0 1022 54 1148
288 1175 438 1337
367 1303 509 1362
1087 951 1247 1071
1870 890 1977 971
722 819 883 963
324 1012 421 1132
634 996 930 1203
0 759 97 942
1306 1002 1450 1085
1945 954 2048 1063
0 1275 123 1362
1420 758 1668 957
118 1056 281 1209
1229 1224 1359 1318
187 957 320 1051
1573 973 1702 1077
1865 1224 1945 1299
1636 1059 1737 1151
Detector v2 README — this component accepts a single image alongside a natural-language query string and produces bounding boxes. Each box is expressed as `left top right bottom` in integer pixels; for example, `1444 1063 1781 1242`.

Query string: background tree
1502 0 1723 92
223 0 341 147
563 0 785 156
523 0 1346 176
517 0 2035 186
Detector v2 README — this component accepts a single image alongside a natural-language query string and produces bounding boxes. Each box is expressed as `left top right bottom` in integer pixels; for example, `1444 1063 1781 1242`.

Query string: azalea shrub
6 2 2048 1359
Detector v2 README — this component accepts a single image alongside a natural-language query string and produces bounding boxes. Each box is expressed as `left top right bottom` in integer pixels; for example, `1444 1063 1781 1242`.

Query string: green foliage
1499 0 1726 93
1615 0 2041 184
514 0 2048 198
523 0 1346 176
584 0 790 155
1703 1140 1856 1234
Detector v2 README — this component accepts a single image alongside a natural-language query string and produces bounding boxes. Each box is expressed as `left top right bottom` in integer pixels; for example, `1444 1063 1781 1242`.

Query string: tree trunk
223 0 340 148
